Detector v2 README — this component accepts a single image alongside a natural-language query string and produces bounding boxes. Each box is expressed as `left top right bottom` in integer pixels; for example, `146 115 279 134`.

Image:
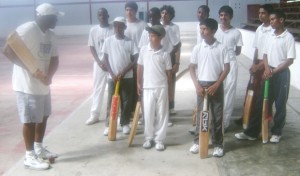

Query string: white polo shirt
196 23 203 44
102 35 139 79
125 19 147 50
12 21 58 95
161 22 181 53
253 24 273 60
190 40 230 81
215 25 243 61
263 30 296 67
88 24 114 60
138 44 172 88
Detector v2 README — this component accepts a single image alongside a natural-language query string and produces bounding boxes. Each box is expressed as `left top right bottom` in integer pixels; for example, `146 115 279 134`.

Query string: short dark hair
198 5 210 17
200 18 218 31
219 5 233 18
160 5 175 20
260 4 274 14
150 7 161 17
270 9 286 21
125 1 138 12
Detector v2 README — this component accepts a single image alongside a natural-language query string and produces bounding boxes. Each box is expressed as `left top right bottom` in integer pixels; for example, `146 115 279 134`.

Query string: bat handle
203 89 208 111
114 80 120 95
264 79 269 99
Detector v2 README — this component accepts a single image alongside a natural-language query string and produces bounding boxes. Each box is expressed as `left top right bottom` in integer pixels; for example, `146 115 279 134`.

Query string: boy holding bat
235 10 295 143
137 25 172 151
189 18 230 157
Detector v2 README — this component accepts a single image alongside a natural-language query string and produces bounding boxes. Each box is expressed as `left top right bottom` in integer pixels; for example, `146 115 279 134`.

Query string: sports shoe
35 147 58 159
103 127 109 136
235 132 257 141
213 147 224 157
85 117 100 125
143 140 152 149
24 154 50 170
270 135 281 143
169 109 176 115
122 125 130 135
155 141 165 151
189 144 199 154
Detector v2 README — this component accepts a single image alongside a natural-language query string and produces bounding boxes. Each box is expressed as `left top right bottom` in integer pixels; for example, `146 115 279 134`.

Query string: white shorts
16 92 51 123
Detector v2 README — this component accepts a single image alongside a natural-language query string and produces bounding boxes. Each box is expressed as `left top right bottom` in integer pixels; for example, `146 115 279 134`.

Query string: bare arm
118 53 139 79
166 69 172 100
235 46 242 56
42 56 59 85
137 64 143 96
207 63 230 96
103 53 117 82
89 46 106 71
263 53 293 79
189 63 204 97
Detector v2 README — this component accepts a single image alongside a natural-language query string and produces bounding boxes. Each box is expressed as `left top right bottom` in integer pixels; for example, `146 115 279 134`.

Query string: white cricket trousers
90 62 107 119
223 60 238 129
143 87 169 142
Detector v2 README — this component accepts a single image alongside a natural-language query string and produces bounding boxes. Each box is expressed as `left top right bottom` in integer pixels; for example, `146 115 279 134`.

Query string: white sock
34 142 43 151
25 150 35 158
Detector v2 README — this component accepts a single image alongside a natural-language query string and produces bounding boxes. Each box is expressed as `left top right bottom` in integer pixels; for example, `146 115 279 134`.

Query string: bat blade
261 80 269 144
128 101 141 147
108 81 120 141
199 91 209 159
6 32 38 74
242 90 254 129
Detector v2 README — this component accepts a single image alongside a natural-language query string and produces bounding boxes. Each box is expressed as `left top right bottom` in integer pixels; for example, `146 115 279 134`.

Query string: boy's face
258 8 269 23
125 7 136 19
148 10 160 25
219 12 232 25
97 9 108 24
197 8 208 22
113 22 126 36
200 24 215 40
148 32 161 47
161 10 171 23
270 14 284 29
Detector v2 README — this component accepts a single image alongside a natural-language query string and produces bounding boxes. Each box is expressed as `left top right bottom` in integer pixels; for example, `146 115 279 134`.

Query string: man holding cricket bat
235 10 295 143
189 18 230 157
3 3 62 170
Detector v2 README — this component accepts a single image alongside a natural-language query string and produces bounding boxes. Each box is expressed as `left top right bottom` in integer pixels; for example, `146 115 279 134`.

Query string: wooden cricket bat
6 31 39 74
242 75 254 129
261 79 269 144
128 101 141 146
108 80 120 141
199 90 209 159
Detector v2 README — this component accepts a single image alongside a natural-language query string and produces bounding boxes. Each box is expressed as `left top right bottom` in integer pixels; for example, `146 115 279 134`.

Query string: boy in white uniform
102 17 139 135
137 25 172 151
85 8 114 125
3 3 62 170
189 18 230 157
196 5 210 45
235 10 295 143
160 5 181 125
214 5 243 130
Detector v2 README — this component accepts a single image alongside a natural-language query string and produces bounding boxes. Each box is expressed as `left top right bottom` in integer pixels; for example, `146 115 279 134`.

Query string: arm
90 46 106 71
263 54 293 80
118 53 139 79
103 53 117 82
166 69 172 100
189 63 204 97
250 49 264 74
42 56 59 85
207 63 230 96
235 46 242 56
137 64 143 96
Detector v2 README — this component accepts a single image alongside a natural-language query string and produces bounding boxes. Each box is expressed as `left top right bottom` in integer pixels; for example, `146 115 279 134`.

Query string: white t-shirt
161 22 181 53
138 44 172 88
102 35 138 79
253 24 273 60
215 25 243 61
125 19 146 50
196 23 203 44
263 30 296 67
12 21 58 95
88 24 114 60
190 40 230 81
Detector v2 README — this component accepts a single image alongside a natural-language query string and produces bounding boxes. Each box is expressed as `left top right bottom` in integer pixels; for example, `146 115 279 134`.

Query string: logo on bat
201 112 209 132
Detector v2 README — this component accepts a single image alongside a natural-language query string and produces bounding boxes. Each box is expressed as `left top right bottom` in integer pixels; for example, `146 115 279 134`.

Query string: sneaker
155 141 165 151
35 147 58 159
235 132 257 141
188 128 196 135
122 125 130 135
143 140 152 149
168 121 173 127
103 127 109 136
85 117 100 125
169 109 176 115
213 147 224 157
270 135 281 143
24 155 50 170
189 144 199 154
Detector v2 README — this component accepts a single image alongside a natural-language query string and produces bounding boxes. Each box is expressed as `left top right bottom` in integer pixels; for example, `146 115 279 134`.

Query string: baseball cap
146 25 166 37
36 3 64 16
113 16 126 26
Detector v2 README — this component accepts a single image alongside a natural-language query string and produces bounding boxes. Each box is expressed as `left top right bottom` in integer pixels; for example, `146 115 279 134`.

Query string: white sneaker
189 144 199 154
103 127 109 136
35 147 58 159
143 140 152 149
213 147 224 157
122 125 130 135
155 141 165 151
24 154 50 170
169 109 176 115
85 117 99 125
270 135 281 143
235 132 257 141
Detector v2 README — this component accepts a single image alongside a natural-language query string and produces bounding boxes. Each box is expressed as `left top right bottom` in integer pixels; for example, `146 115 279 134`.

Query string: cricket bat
108 80 120 141
199 90 209 159
242 75 254 129
6 31 39 74
261 79 269 144
128 101 141 146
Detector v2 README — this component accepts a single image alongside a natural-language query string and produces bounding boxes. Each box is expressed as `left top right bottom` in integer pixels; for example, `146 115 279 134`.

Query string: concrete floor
1 31 300 176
